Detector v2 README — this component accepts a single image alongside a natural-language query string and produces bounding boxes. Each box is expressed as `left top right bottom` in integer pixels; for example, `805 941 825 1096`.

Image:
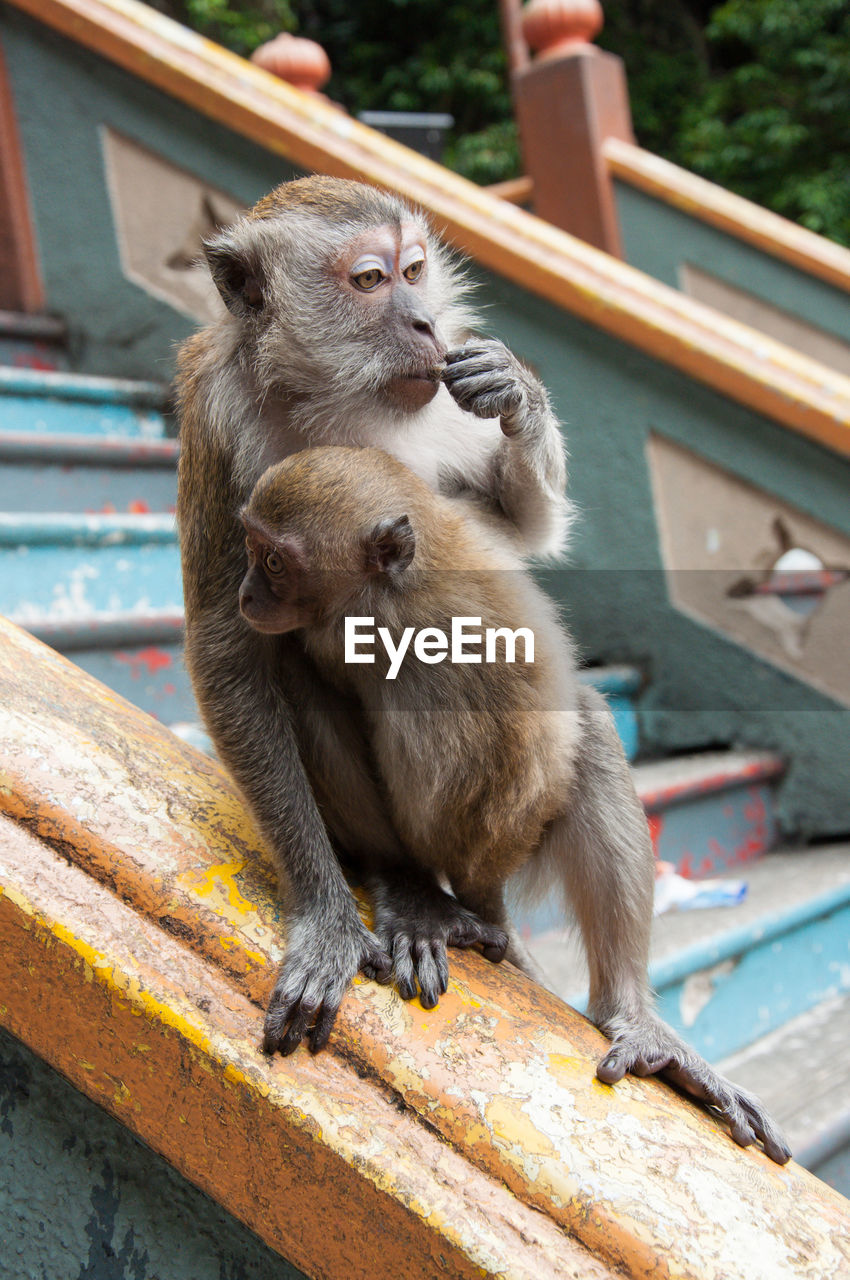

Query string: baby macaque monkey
239 444 790 1165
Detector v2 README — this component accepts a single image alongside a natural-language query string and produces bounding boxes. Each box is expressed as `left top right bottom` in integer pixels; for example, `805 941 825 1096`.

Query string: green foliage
597 0 713 160
676 0 850 244
148 0 295 58
292 0 518 184
152 0 850 243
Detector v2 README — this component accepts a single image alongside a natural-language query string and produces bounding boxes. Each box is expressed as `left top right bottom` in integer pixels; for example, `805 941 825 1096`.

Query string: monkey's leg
287 659 509 1009
187 629 392 1056
365 866 509 1009
552 684 790 1164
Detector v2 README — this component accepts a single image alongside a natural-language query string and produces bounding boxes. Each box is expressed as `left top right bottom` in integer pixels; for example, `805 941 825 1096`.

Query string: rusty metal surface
0 814 593 1280
1 614 849 1279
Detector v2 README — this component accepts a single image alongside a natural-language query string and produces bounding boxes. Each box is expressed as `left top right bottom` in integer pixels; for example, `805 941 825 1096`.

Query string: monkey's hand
595 1014 791 1165
442 339 545 436
263 913 391 1056
366 869 508 1010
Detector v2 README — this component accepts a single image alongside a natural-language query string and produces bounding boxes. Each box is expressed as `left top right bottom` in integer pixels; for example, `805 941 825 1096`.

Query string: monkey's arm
177 419 391 1055
555 686 791 1164
442 339 570 557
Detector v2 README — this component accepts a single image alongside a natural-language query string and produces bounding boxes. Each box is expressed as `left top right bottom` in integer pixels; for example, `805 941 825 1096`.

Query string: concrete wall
0 1026 307 1280
615 181 850 370
0 8 300 381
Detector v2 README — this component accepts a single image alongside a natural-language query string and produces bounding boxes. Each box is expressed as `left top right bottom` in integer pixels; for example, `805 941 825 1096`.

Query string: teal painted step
0 433 178 513
528 844 850 1064
719 991 850 1197
0 309 68 371
0 367 170 438
579 664 640 761
512 748 785 937
0 513 181 624
638 750 784 876
29 614 197 727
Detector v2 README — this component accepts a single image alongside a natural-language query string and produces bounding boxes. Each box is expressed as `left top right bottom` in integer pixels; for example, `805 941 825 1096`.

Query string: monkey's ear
204 237 265 316
364 515 416 576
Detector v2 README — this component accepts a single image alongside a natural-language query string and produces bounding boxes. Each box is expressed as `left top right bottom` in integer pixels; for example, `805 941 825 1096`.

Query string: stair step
638 749 784 876
0 433 178 513
512 748 784 937
0 513 181 624
579 664 641 760
720 993 850 1196
0 310 68 372
526 844 850 1062
28 613 196 725
0 368 170 439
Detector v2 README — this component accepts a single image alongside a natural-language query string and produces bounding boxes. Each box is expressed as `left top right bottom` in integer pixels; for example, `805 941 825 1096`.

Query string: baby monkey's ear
364 515 416 577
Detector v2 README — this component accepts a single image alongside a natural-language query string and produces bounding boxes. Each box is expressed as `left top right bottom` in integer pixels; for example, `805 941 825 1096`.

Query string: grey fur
177 177 789 1163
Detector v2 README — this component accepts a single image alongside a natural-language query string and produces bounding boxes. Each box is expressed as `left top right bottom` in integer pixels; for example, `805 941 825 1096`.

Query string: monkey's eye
403 258 425 282
264 550 285 575
351 267 385 292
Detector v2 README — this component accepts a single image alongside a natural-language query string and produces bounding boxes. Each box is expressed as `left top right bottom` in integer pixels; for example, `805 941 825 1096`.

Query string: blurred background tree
147 0 850 246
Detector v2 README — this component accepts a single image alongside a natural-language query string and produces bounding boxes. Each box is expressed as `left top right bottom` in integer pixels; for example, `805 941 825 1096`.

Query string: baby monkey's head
239 446 421 635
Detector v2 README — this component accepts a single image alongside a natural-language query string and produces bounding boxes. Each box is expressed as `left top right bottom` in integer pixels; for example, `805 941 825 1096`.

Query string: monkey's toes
481 927 509 962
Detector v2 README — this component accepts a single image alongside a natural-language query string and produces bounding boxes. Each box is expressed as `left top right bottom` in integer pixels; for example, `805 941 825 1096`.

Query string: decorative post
0 47 44 312
250 33 332 94
511 0 635 255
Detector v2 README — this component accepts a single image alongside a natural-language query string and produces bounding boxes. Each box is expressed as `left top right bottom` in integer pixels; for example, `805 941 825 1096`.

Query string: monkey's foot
263 914 391 1056
365 870 508 1009
595 1015 791 1165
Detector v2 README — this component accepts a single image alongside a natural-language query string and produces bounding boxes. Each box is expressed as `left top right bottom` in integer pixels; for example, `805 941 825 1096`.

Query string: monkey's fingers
279 999 321 1056
447 919 509 963
308 1003 339 1055
663 1061 792 1165
413 938 450 1010
595 1045 633 1085
360 940 393 986
391 932 421 1002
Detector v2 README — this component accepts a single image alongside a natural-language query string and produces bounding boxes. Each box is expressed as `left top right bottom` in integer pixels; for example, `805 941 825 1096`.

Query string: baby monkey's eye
403 258 424 282
351 267 384 291
264 550 285 574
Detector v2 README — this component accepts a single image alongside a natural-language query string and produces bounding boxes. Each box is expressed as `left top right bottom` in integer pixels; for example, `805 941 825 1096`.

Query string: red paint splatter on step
115 648 173 678
648 812 663 858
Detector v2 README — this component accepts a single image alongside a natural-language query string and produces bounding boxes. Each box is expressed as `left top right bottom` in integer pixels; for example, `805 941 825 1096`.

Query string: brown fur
177 177 789 1163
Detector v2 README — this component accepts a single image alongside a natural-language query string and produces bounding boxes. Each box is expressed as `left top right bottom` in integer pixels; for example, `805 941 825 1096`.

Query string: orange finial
250 33 332 93
520 0 604 59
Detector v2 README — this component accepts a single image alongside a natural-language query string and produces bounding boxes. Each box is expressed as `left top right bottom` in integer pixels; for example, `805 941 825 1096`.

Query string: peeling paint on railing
1 613 848 1278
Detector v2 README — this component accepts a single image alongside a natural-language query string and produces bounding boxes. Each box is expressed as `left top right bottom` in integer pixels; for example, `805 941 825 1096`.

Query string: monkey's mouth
385 370 442 411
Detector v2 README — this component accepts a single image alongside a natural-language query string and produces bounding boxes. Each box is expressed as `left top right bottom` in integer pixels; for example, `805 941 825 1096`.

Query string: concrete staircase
1 311 847 1194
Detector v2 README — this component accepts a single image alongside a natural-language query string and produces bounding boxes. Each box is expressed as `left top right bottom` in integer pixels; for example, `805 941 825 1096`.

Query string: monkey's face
238 528 315 635
238 514 369 636
238 449 421 635
204 186 475 422
327 221 447 413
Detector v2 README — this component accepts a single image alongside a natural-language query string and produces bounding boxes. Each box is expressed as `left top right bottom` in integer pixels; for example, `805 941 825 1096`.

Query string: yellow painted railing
5 0 850 456
1 614 848 1279
603 137 850 298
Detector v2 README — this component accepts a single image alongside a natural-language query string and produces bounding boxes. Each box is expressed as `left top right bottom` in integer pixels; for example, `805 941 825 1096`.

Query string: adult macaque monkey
177 176 557 1053
176 175 788 1164
238 446 790 1165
